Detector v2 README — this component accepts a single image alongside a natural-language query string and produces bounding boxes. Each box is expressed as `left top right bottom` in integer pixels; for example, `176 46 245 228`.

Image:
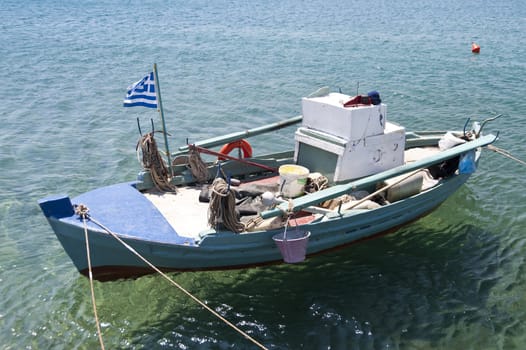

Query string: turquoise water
2 0 525 348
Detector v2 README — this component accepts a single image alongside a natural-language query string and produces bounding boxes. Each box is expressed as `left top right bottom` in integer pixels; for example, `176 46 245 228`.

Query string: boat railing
174 115 303 156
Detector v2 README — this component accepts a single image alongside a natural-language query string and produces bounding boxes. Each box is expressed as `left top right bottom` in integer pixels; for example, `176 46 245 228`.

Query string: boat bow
39 182 194 246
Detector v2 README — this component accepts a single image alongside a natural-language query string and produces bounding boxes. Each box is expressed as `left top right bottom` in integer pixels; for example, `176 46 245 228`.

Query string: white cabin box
301 93 387 140
294 122 405 182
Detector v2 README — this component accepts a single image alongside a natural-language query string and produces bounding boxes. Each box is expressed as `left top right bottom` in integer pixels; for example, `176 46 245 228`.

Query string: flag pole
153 63 173 176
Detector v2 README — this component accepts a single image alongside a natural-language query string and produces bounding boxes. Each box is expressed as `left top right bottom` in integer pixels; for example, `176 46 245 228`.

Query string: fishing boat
39 85 499 281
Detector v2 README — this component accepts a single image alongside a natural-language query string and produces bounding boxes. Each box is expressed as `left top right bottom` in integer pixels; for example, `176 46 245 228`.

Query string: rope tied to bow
73 203 267 350
75 203 90 219
73 204 106 350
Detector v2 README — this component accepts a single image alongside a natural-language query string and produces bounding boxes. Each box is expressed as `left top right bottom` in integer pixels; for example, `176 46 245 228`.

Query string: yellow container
279 164 309 198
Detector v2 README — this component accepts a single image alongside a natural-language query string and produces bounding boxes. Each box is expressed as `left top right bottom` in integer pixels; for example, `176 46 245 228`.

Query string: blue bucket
272 230 311 263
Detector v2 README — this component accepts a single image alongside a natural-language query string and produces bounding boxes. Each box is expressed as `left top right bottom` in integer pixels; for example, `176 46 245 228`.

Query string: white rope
487 144 526 166
79 208 267 350
75 205 106 350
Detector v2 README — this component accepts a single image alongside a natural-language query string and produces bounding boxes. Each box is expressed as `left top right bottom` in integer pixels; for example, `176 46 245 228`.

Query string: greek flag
123 72 157 108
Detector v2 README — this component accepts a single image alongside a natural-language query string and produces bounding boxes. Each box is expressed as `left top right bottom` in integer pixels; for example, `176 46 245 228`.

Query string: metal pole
153 63 173 175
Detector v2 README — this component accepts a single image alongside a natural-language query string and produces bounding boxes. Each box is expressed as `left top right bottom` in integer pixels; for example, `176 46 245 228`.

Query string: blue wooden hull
39 172 471 281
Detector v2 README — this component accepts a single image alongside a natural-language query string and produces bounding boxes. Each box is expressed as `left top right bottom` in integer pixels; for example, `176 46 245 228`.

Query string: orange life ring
218 139 253 160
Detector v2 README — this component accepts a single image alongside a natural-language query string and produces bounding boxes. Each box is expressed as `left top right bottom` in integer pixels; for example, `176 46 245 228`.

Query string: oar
190 145 278 173
176 115 303 154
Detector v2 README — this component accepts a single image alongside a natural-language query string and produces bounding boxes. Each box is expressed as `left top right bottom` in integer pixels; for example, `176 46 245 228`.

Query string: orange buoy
471 42 480 53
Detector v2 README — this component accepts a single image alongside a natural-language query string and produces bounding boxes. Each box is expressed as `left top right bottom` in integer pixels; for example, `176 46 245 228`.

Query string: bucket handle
279 178 286 195
282 214 300 241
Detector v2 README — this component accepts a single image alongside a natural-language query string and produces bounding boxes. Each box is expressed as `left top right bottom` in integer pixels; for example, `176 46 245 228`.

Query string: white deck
143 187 210 240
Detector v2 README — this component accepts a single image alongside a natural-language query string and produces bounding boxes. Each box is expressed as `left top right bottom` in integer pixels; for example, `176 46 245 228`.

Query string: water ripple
1 0 526 348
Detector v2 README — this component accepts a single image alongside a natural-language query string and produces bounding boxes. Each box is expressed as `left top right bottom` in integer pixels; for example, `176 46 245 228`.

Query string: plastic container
279 164 309 198
459 150 477 174
301 93 387 140
384 171 424 202
272 230 311 263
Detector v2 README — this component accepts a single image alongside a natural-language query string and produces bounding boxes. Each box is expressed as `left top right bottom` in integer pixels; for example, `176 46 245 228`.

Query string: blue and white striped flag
123 72 157 108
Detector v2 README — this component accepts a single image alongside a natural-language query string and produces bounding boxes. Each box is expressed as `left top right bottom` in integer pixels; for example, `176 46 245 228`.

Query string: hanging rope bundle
208 177 245 233
137 132 177 192
187 146 210 183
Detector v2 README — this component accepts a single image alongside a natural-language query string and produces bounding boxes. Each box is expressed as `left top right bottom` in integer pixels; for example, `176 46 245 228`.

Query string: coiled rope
137 132 177 192
304 174 329 193
74 204 106 350
208 177 245 233
75 204 268 350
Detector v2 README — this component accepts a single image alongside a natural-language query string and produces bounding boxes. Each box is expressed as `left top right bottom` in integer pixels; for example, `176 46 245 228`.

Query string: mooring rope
487 144 526 167
76 205 267 350
208 177 245 233
75 204 106 350
137 132 177 192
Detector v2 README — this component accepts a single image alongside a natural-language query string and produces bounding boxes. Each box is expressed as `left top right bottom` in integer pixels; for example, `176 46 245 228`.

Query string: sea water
1 0 525 348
